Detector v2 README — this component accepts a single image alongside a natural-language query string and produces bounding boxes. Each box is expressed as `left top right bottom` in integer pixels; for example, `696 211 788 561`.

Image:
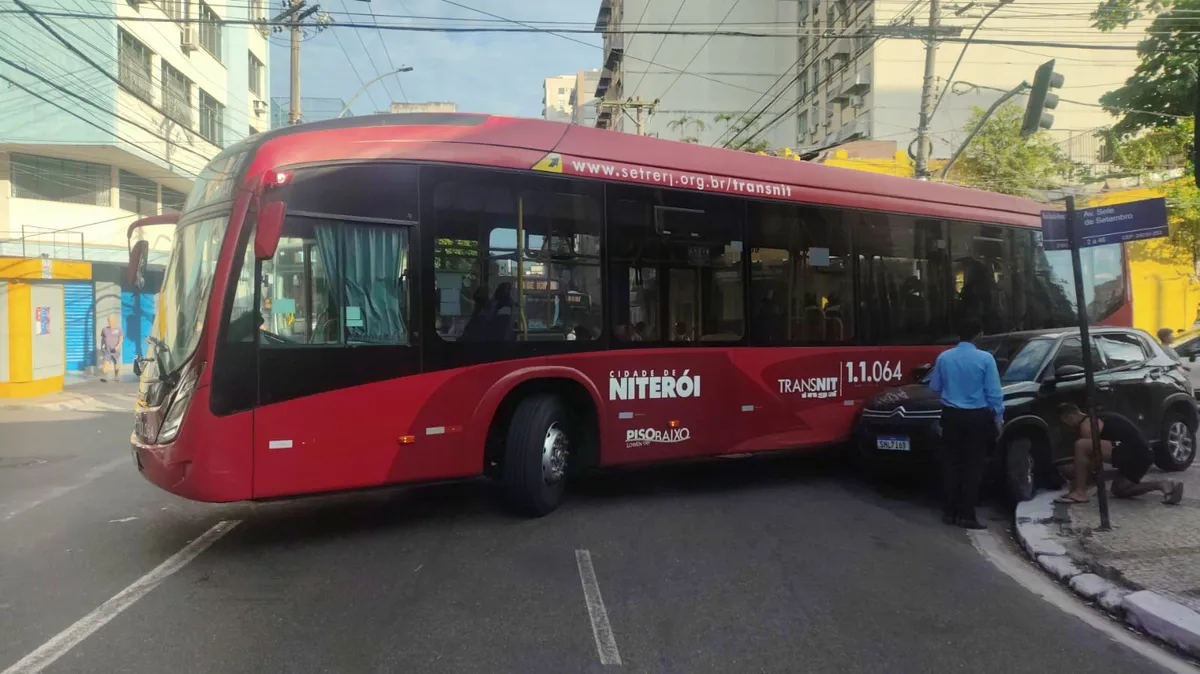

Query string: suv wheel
1155 409 1197 472
1003 436 1035 505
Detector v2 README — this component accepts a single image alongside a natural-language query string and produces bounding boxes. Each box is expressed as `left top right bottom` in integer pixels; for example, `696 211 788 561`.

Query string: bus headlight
156 361 203 444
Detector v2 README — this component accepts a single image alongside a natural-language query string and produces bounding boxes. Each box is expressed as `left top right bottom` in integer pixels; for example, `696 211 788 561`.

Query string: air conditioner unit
181 25 198 53
254 99 268 114
849 95 864 108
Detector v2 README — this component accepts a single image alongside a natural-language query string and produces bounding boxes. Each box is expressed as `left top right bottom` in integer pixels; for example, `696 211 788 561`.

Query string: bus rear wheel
502 394 571 517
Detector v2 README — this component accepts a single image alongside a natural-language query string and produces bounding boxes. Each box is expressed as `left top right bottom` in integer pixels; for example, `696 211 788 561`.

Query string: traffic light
1020 59 1064 137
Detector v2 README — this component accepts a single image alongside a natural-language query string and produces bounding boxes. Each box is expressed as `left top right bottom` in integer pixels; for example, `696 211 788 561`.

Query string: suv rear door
1093 331 1160 437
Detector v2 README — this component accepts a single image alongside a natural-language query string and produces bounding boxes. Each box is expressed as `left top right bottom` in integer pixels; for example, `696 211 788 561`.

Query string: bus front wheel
502 393 571 516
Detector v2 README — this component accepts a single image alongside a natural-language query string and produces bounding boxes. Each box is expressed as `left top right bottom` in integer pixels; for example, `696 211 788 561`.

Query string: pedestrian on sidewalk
1054 403 1183 505
99 315 123 383
928 316 1004 530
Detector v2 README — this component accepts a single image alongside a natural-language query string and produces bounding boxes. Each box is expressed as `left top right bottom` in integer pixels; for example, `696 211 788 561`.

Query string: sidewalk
1016 465 1200 657
0 379 140 413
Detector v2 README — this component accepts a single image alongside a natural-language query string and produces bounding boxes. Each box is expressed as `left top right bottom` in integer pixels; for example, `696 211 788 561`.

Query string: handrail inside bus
127 213 180 239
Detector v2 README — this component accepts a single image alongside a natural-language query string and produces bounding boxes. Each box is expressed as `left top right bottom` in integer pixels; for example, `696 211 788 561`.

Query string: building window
160 0 185 20
118 29 153 103
248 52 264 97
11 154 111 206
199 90 224 145
162 187 187 214
161 62 192 128
249 0 265 21
119 170 159 216
199 2 222 60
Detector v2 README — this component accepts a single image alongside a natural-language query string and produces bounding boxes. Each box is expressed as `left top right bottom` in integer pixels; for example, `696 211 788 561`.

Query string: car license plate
876 435 910 451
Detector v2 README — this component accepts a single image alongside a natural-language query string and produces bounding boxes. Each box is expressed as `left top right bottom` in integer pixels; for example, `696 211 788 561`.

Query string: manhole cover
0 458 48 469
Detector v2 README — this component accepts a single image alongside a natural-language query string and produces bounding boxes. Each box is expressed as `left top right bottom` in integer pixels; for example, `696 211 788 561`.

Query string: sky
267 0 602 118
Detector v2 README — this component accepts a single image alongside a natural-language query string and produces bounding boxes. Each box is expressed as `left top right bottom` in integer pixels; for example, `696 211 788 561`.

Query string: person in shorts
1054 403 1183 505
99 315 123 382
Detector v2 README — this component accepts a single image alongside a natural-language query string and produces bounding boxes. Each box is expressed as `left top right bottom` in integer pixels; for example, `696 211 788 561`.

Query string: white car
1171 330 1200 396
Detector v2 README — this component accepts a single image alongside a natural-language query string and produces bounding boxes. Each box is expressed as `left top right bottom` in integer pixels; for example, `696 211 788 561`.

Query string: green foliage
1105 119 1200 258
714 113 770 153
1106 119 1192 172
948 102 1079 196
1092 0 1199 134
667 115 705 143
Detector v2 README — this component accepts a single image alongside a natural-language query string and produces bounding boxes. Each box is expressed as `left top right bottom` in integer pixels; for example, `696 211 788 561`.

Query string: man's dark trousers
939 406 994 523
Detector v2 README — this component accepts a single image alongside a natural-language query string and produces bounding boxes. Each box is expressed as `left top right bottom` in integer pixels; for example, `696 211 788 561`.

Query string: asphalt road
0 404 1187 674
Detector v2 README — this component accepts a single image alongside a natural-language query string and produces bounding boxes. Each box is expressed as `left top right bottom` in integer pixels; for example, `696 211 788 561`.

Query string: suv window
1095 333 1148 369
1052 336 1104 372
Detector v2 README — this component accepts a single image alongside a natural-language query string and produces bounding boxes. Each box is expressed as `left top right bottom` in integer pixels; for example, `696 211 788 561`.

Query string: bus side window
607 186 745 344
432 176 603 344
746 202 853 345
855 214 950 345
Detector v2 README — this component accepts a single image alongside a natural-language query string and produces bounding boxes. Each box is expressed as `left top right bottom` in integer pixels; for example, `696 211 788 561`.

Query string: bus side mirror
255 201 285 260
126 240 149 289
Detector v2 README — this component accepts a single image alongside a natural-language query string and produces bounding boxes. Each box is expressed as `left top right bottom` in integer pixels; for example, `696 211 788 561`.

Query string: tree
947 102 1079 196
714 113 770 153
1092 0 1200 134
667 115 705 143
1107 119 1200 261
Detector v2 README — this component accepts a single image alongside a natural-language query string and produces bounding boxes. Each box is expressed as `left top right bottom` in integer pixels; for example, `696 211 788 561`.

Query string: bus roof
248 113 1045 228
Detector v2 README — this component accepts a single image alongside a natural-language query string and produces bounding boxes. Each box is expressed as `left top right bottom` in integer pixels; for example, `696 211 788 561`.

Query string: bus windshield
145 215 228 379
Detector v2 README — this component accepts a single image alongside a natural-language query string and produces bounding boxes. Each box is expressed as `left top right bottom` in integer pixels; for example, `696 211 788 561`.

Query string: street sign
1040 197 1168 251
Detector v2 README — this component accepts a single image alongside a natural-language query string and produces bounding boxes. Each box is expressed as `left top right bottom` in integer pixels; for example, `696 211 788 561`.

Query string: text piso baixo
609 370 701 401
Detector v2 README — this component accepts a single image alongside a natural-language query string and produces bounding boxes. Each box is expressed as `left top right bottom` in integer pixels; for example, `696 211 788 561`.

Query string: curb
1014 491 1200 657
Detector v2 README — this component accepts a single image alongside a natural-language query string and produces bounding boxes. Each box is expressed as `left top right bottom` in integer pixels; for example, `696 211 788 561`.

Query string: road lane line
970 530 1200 674
1 520 240 674
575 549 622 666
2 456 127 522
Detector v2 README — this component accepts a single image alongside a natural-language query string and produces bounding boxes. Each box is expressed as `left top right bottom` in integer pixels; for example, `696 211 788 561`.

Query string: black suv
856 327 1199 503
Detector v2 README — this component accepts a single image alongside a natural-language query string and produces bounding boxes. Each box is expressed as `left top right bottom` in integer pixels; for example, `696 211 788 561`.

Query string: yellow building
0 257 92 397
1081 186 1200 336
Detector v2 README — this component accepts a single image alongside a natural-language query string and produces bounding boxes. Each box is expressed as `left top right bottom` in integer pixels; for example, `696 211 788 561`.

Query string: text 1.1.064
844 360 903 385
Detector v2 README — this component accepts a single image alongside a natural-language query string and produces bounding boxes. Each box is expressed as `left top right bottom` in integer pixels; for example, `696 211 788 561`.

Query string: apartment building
0 0 270 260
595 0 1147 162
571 70 602 126
0 0 269 387
594 0 803 147
543 74 576 123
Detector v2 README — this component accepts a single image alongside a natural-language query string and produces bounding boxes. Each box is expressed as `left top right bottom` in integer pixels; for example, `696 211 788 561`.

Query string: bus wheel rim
542 422 569 485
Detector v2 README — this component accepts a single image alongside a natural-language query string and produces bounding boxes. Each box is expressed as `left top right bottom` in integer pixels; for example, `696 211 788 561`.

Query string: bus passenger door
250 164 423 498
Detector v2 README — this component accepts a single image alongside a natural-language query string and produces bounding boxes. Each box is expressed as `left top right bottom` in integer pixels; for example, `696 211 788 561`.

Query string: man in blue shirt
928 317 1004 530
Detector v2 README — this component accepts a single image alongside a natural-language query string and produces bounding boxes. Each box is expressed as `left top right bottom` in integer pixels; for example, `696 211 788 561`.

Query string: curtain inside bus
313 223 408 345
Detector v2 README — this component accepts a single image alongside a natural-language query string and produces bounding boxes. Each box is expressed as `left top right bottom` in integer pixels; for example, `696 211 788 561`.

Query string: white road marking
108 517 138 523
2 457 127 522
0 520 239 674
575 549 622 666
969 530 1200 674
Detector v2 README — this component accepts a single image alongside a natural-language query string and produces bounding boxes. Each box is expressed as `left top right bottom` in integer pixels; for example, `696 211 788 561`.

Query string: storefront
0 257 91 397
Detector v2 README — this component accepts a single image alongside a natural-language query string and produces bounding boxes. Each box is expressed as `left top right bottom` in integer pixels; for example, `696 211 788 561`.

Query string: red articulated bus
128 113 1132 515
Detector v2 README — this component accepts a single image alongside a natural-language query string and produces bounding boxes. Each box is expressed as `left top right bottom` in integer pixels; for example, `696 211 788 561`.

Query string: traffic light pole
1065 195 1112 531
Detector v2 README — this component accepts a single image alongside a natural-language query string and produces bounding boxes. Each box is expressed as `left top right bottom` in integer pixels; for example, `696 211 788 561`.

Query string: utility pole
269 0 326 125
603 97 658 135
914 0 940 179
289 0 301 125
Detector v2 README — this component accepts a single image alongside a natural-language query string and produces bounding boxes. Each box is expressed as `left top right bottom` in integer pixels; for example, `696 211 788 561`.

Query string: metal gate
64 281 95 372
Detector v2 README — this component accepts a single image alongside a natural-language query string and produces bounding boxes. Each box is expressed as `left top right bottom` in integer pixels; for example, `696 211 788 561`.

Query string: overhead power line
3 9 1178 52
